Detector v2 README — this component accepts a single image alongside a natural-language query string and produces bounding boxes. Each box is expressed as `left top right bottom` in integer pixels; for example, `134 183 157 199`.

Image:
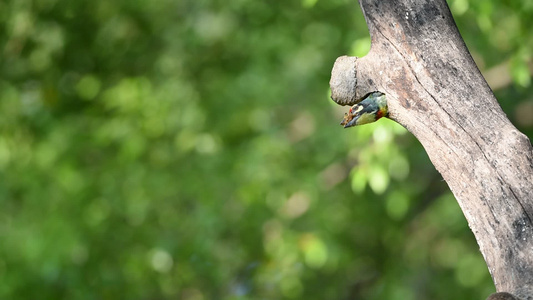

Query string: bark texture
330 0 533 298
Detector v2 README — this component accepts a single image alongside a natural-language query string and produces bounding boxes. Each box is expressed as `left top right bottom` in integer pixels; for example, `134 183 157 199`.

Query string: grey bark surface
329 0 533 299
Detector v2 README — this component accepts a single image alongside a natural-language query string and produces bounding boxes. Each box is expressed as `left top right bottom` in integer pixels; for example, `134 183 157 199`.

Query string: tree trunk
329 0 533 299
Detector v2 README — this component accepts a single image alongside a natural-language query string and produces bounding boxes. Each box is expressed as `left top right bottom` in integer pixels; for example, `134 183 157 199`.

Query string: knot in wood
330 55 358 106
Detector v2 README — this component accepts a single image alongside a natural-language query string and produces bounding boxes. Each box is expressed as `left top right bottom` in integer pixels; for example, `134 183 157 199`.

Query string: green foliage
0 0 531 299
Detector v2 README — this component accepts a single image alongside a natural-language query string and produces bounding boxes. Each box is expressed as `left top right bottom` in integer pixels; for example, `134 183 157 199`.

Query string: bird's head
340 92 388 128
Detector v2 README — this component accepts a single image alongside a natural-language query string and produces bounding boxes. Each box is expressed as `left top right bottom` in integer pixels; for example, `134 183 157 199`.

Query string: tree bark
329 0 533 298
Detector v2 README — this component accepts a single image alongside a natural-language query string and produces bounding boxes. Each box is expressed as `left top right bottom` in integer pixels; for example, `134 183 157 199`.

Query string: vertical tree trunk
329 0 533 298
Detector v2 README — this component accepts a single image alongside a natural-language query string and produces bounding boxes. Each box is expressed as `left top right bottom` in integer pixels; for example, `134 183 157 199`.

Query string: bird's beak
340 104 365 128
343 115 360 128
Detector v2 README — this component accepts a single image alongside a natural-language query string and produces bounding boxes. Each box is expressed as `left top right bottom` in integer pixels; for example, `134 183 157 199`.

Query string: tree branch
330 0 533 298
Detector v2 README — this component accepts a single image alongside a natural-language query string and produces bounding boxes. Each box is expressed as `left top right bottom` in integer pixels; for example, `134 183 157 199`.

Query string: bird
340 91 388 128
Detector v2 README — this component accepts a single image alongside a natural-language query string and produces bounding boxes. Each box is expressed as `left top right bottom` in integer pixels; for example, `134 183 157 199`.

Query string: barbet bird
340 91 388 128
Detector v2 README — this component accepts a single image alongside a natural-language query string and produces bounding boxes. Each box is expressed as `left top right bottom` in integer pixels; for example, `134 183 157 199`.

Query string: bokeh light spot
280 191 311 219
386 191 409 220
368 166 389 194
150 249 174 273
300 233 328 269
76 75 101 100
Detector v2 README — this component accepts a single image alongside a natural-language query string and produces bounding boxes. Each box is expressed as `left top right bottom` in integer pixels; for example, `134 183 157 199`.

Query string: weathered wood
487 292 520 300
329 0 533 298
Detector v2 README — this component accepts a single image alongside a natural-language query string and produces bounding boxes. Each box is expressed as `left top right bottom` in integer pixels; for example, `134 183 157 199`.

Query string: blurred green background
0 0 532 299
